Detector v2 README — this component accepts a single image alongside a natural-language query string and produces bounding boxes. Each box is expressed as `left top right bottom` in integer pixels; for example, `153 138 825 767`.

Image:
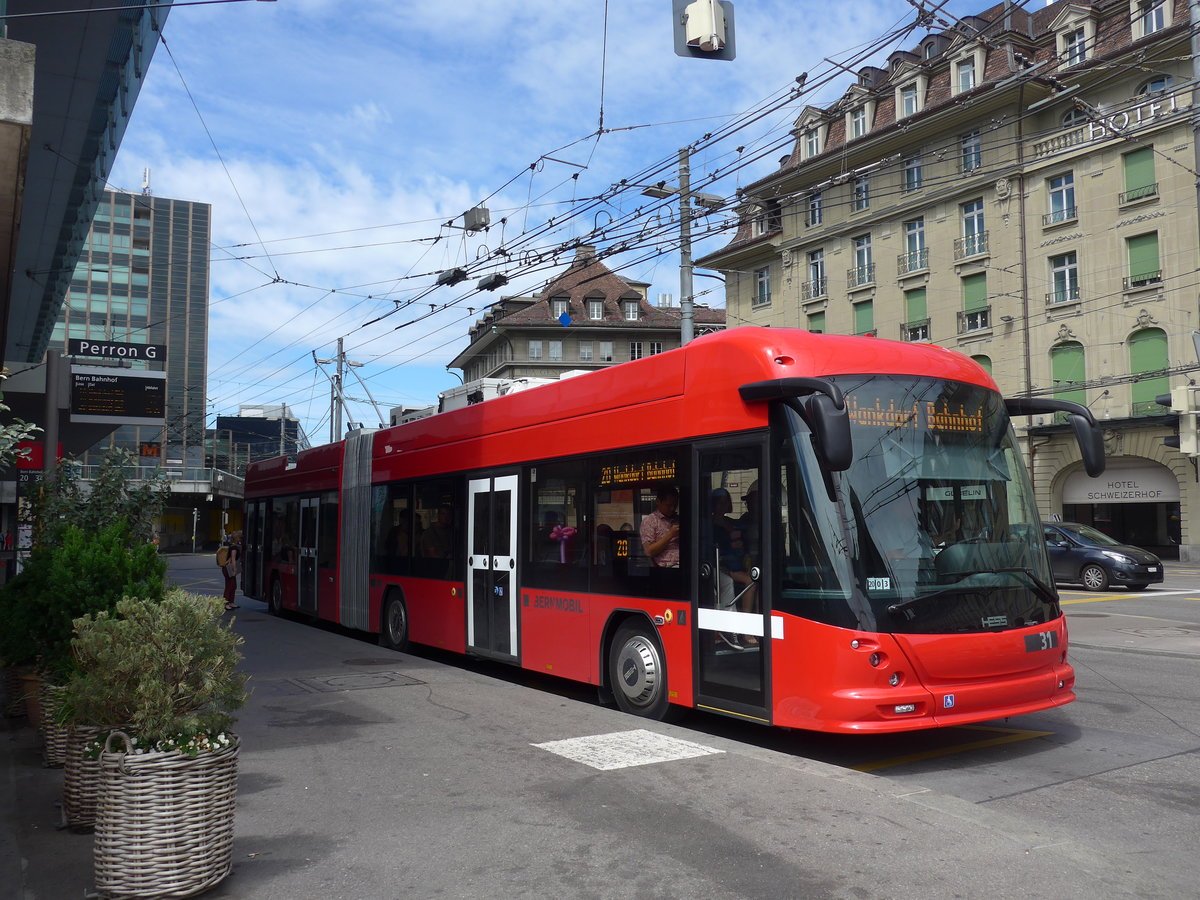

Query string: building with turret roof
449 245 724 383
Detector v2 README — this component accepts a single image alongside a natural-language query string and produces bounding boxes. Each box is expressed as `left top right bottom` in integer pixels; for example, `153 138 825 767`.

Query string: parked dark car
1042 522 1163 591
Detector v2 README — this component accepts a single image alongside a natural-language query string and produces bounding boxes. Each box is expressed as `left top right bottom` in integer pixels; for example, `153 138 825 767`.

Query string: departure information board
70 366 167 425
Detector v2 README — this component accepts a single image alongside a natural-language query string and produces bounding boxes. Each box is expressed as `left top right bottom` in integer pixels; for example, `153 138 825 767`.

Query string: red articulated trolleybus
242 327 1105 733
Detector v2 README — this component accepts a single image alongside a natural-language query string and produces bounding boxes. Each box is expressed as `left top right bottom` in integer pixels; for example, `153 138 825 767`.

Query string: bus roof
246 328 998 490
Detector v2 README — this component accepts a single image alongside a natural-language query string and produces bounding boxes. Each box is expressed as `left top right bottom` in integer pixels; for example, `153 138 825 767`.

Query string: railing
957 306 991 334
1123 270 1163 290
954 231 988 259
1046 285 1081 305
801 277 827 300
846 263 875 288
1042 207 1078 226
897 249 928 274
1120 183 1159 204
1032 126 1088 158
73 465 244 495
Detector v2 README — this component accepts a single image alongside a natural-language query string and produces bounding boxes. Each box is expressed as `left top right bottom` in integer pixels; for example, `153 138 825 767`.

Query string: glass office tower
51 189 210 466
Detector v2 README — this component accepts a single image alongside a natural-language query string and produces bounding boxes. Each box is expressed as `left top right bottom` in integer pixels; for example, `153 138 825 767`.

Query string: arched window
1061 107 1087 128
970 354 992 375
1137 74 1174 95
1129 327 1169 414
1050 341 1086 408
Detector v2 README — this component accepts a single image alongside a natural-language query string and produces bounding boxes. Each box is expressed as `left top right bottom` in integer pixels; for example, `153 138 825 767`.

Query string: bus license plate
1025 631 1058 652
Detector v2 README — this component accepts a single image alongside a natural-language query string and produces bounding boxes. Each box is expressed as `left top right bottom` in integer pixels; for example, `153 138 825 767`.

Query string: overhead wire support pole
678 147 695 345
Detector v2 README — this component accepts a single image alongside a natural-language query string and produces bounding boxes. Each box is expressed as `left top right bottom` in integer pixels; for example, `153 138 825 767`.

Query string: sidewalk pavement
2 561 1198 899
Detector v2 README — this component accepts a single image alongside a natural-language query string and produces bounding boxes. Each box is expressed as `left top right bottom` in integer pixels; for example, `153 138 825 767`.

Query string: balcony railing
1043 206 1078 226
801 277 828 300
1046 285 1081 305
957 306 991 334
902 318 930 341
897 249 928 275
1124 270 1163 290
1120 183 1159 204
954 232 988 259
846 263 875 288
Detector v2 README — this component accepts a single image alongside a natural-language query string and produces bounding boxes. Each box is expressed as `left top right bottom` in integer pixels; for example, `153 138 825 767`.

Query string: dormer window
956 58 976 93
850 106 868 138
900 84 919 117
623 300 640 321
949 44 986 97
1133 0 1169 37
1053 5 1098 67
804 127 823 159
587 299 604 320
1063 27 1087 65
551 298 569 319
842 98 876 141
893 73 928 120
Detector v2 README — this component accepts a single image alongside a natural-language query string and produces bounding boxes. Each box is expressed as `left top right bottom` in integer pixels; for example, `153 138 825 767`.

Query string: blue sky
107 0 995 445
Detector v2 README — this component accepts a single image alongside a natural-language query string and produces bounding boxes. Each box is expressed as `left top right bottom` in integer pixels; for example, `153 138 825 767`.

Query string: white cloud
110 0 989 439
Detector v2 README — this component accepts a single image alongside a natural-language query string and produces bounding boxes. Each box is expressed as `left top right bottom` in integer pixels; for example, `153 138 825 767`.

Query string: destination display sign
847 397 985 434
69 366 167 426
68 338 166 362
598 458 677 487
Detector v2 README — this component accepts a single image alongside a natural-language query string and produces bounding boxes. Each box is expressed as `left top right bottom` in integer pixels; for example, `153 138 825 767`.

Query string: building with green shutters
698 0 1199 559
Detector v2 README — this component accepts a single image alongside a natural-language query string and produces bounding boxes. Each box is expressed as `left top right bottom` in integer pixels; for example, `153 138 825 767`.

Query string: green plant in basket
63 590 247 754
0 522 166 680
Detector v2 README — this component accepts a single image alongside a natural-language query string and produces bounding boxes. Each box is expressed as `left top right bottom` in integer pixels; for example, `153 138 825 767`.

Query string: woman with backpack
218 532 241 611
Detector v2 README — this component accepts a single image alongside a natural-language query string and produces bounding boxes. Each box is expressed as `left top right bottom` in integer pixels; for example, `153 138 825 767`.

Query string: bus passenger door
298 496 319 615
467 474 519 660
694 445 768 721
244 500 263 599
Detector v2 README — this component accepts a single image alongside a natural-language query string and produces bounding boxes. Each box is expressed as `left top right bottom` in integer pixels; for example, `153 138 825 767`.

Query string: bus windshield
778 375 1056 636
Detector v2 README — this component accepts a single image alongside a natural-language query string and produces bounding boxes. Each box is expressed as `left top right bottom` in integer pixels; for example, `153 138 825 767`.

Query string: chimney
574 244 596 264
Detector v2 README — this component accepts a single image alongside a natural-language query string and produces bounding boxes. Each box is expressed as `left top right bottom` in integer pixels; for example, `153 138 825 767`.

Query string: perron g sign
70 366 167 426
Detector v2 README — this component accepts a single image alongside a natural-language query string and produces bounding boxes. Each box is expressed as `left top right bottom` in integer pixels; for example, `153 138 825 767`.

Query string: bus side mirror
1004 397 1105 477
804 393 853 472
1068 413 1105 478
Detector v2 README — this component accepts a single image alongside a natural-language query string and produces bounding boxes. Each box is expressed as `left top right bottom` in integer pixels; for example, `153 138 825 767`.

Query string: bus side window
528 463 588 591
413 480 458 579
372 483 411 576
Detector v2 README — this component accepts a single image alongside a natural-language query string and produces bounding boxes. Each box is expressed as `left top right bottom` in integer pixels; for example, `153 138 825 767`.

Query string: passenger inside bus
640 485 680 568
419 504 454 558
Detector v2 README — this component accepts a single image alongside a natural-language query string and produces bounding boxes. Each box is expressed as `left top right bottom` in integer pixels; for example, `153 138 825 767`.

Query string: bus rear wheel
380 593 410 652
268 578 283 616
608 622 669 719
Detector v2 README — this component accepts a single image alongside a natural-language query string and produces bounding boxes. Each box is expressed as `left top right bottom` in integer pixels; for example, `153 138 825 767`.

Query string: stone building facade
698 0 1198 559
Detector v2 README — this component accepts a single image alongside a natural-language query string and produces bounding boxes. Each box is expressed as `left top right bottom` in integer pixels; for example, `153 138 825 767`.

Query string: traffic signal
1155 387 1199 455
672 0 737 61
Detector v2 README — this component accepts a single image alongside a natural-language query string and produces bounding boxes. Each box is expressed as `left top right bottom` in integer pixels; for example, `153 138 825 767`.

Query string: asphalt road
4 555 1199 899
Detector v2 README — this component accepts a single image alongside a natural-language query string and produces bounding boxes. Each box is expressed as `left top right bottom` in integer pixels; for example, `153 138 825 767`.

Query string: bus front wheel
380 592 410 652
608 622 669 720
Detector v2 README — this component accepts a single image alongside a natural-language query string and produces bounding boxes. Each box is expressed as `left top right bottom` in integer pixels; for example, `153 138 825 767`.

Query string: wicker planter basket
94 732 239 899
62 725 103 831
40 682 67 767
2 666 25 717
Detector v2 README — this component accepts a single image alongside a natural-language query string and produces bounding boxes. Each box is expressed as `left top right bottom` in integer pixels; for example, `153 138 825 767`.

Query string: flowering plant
549 524 577 564
83 730 237 760
62 591 246 749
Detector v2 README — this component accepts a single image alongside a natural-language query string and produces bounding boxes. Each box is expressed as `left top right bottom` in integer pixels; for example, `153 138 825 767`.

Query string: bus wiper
886 587 953 617
885 568 1056 618
990 567 1058 605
